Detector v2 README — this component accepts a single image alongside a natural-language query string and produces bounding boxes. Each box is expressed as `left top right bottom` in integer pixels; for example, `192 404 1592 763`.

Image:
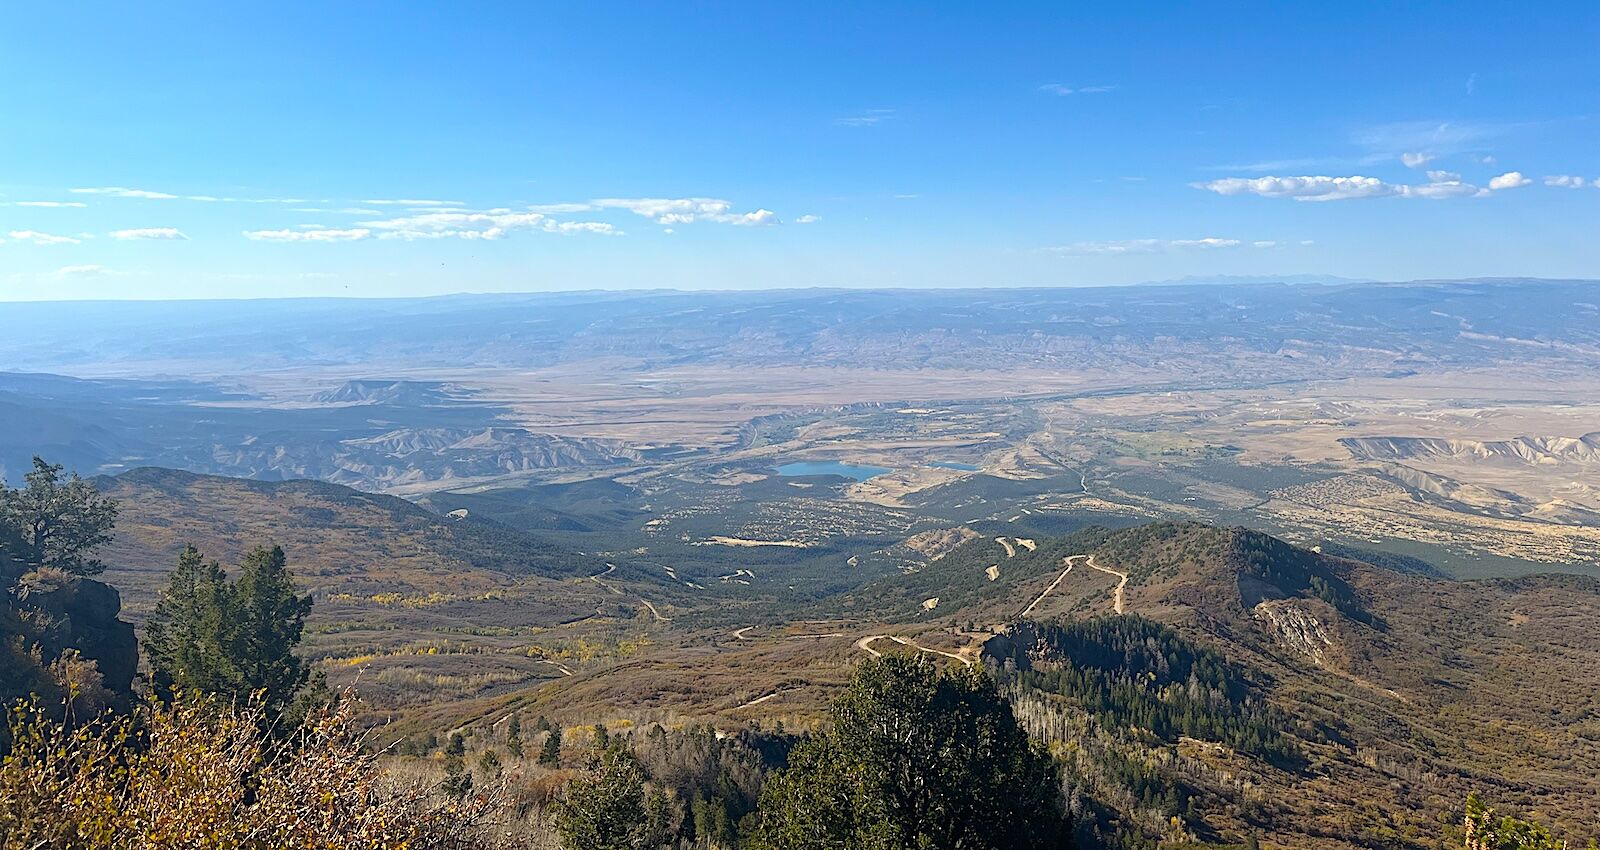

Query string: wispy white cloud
1203 157 1345 173
1400 152 1434 168
53 264 110 277
1044 237 1260 255
586 198 778 226
243 228 373 243
354 209 621 241
835 108 895 127
1544 175 1596 188
1038 83 1117 96
71 186 310 203
9 200 88 208
245 195 778 243
795 214 821 224
8 230 82 245
70 187 180 200
110 227 188 240
359 199 466 206
290 207 384 215
1352 120 1515 157
1195 169 1533 201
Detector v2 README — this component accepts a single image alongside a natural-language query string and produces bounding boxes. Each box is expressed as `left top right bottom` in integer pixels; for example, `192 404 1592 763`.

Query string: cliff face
7 571 139 708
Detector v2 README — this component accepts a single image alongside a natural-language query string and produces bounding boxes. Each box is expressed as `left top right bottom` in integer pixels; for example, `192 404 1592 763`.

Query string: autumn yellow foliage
0 694 505 850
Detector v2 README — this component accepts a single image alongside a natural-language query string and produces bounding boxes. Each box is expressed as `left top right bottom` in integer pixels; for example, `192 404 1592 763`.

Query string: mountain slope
971 522 1600 849
90 468 683 712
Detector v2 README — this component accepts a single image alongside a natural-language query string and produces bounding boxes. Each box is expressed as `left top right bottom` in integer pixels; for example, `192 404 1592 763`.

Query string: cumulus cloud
241 195 778 244
1543 175 1593 188
1487 171 1531 191
354 209 621 241
8 230 81 245
587 198 779 226
110 227 188 240
243 228 372 242
1195 170 1536 201
1045 237 1257 255
1196 175 1403 201
795 214 821 224
1400 152 1434 168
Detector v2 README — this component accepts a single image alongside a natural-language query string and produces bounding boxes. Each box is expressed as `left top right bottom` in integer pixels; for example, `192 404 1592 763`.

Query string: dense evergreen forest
993 616 1299 765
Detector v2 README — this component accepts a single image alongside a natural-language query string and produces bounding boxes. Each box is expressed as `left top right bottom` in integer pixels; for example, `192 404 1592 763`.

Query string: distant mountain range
1 278 1595 376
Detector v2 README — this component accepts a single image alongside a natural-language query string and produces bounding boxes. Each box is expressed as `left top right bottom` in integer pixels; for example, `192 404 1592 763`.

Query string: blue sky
2 2 1597 300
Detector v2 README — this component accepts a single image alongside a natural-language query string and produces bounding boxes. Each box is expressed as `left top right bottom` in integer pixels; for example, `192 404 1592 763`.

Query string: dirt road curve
1085 555 1128 614
855 634 974 667
1019 554 1084 618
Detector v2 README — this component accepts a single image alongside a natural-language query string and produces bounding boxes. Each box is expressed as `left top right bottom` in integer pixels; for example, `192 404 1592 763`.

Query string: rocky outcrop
12 571 138 700
1252 599 1335 664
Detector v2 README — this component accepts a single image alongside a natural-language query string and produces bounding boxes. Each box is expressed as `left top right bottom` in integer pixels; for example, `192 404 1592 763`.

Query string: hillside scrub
0 692 505 850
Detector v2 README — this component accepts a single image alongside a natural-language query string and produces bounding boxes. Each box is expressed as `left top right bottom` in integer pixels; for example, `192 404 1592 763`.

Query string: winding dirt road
1019 554 1084 618
1085 555 1129 614
854 634 974 666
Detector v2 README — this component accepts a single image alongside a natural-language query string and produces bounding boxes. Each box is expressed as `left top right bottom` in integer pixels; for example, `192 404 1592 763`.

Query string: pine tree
538 726 563 767
142 543 313 719
553 742 668 850
506 714 523 757
750 655 1071 850
144 545 241 698
0 457 118 578
441 752 473 801
231 545 314 715
478 748 502 779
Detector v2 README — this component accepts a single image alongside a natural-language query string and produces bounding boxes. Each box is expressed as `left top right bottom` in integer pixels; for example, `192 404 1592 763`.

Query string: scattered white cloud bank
110 227 188 240
355 210 621 241
54 264 109 277
1487 171 1531 191
1039 83 1117 95
1400 152 1434 168
795 214 821 224
835 108 895 127
8 230 81 245
1543 175 1598 188
231 196 781 243
243 228 373 243
10 201 88 208
1197 169 1534 202
588 198 778 226
1045 237 1278 255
